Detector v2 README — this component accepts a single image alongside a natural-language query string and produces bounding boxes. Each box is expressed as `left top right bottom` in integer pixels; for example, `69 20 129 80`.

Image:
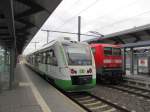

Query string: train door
34 53 39 68
46 48 59 79
39 52 47 74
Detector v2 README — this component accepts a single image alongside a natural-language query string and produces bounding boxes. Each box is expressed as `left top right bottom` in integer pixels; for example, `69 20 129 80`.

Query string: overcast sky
23 0 150 54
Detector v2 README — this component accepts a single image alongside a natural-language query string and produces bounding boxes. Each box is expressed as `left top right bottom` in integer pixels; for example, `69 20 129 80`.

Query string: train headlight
87 68 92 73
70 69 77 74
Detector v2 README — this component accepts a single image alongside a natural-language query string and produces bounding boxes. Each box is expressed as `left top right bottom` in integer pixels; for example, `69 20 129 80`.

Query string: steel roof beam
16 0 49 13
0 19 7 24
110 37 125 44
0 26 7 29
16 19 37 30
15 8 44 19
15 0 45 20
116 37 125 44
145 30 150 36
17 0 43 9
16 25 34 32
1 0 16 46
129 34 141 43
0 0 62 54
122 40 150 48
0 37 12 40
0 33 10 36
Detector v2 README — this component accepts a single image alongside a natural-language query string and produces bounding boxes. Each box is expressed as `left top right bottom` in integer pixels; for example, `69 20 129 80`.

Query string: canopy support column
130 48 134 75
123 48 126 74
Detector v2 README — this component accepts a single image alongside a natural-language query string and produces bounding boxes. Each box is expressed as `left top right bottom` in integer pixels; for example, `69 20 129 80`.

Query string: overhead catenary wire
81 0 139 27
95 9 150 31
55 0 99 30
41 29 104 38
57 0 138 30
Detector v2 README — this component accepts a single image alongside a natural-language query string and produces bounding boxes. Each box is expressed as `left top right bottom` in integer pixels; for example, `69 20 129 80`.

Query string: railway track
65 92 131 112
105 84 150 99
28 65 135 112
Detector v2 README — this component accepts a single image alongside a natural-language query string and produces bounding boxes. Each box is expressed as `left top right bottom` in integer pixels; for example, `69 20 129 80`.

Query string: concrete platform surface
0 64 86 112
125 74 150 82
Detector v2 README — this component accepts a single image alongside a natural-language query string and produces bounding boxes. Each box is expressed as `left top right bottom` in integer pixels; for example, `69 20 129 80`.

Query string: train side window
41 52 46 64
40 53 42 62
41 53 43 63
46 49 57 66
91 48 96 54
32 56 34 64
29 56 32 64
46 51 51 64
104 47 112 56
38 53 41 63
36 53 41 63
51 50 57 66
113 48 121 56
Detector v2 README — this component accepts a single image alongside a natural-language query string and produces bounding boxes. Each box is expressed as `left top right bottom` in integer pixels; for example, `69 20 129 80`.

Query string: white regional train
26 37 96 91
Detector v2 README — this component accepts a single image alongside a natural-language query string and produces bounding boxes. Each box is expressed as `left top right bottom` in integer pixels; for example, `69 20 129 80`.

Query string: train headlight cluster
87 68 92 73
70 69 77 74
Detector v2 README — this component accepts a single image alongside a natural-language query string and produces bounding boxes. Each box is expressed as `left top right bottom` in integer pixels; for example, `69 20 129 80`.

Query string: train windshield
113 48 121 56
104 47 121 56
104 47 112 56
63 44 92 65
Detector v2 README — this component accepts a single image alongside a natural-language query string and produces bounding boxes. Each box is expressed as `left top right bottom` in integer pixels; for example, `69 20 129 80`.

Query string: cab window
104 47 112 56
113 48 121 56
46 49 57 66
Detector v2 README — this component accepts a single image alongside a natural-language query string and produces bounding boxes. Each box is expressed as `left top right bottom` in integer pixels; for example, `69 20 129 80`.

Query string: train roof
90 43 121 48
27 37 89 55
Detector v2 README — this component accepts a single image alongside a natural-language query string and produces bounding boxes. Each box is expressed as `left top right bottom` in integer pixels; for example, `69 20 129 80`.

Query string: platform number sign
138 58 148 67
140 60 145 64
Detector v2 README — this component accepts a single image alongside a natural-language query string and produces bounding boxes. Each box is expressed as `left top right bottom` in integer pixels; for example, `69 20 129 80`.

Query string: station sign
138 58 148 67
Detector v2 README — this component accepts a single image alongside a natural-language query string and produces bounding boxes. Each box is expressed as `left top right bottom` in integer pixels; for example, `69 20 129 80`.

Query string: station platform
0 64 85 112
124 71 150 90
125 70 150 82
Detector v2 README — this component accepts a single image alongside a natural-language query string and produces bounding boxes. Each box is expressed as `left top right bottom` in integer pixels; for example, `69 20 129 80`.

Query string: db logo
140 60 145 64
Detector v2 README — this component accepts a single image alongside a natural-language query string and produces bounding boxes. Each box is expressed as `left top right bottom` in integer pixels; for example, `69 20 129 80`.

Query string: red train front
90 44 123 82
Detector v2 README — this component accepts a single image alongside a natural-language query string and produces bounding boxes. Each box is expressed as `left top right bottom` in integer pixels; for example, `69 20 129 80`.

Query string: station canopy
86 24 150 47
0 0 61 54
21 0 150 54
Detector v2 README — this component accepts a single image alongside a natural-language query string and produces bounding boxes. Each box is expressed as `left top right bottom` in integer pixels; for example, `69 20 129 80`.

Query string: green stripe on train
54 78 96 91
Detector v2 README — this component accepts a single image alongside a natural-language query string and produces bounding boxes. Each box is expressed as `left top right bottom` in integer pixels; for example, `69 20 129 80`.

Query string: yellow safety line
21 66 52 112
21 65 86 112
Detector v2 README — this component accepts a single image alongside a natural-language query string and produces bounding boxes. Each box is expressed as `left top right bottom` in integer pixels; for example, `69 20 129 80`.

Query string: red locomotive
90 43 123 82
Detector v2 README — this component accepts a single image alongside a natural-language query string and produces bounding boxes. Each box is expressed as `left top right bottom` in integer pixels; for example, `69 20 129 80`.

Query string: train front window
104 47 112 56
113 48 121 56
63 44 92 65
